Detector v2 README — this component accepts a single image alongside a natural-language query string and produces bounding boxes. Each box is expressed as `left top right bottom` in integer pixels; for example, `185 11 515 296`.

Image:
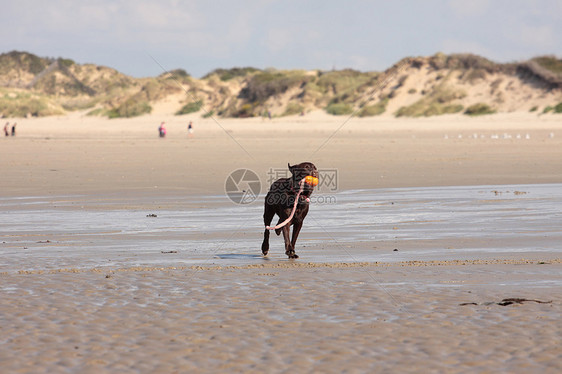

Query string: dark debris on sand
460 298 553 306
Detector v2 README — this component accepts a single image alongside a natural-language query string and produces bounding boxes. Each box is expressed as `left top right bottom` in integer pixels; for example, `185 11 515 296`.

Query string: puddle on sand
1 184 561 273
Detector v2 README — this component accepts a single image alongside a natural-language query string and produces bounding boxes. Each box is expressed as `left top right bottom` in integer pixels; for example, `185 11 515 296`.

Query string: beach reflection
1 183 561 273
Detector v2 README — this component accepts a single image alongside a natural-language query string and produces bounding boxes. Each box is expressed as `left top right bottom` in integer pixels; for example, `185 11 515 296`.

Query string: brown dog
261 162 318 259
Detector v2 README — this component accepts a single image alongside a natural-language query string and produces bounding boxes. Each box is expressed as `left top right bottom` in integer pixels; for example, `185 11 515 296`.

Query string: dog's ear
288 163 294 174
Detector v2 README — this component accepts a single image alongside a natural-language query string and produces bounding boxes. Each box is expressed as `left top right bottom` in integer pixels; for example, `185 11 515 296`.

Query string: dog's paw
286 251 299 259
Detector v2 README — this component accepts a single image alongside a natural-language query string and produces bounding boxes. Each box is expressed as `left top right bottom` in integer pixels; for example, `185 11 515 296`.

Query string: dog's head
288 162 318 197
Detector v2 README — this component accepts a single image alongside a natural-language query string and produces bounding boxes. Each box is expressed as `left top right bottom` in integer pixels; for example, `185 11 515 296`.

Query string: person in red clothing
158 122 166 138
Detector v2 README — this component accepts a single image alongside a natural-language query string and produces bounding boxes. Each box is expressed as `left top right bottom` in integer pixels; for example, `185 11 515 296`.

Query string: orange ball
304 176 319 186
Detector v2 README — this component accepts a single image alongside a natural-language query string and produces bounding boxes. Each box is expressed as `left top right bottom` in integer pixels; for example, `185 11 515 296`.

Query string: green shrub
395 102 464 117
0 92 63 117
421 103 442 117
554 102 562 113
316 69 377 105
525 56 562 88
464 103 495 116
176 100 203 115
443 104 464 114
57 57 75 68
395 104 420 117
543 106 554 113
141 80 177 101
463 69 487 83
239 71 309 103
325 102 353 115
430 53 499 72
532 56 562 74
394 84 465 117
433 87 467 103
61 98 98 111
282 102 304 116
203 67 260 81
202 110 214 118
529 106 538 112
357 100 387 117
0 51 49 75
169 68 190 78
107 99 152 118
316 69 371 94
232 103 255 118
161 69 190 82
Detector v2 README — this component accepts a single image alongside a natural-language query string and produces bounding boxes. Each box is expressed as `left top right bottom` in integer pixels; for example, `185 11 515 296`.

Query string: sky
1 0 560 78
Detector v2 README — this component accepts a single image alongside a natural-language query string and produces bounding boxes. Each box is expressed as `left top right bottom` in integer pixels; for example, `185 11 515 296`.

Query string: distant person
187 121 193 137
11 122 16 136
3 122 9 137
158 122 166 138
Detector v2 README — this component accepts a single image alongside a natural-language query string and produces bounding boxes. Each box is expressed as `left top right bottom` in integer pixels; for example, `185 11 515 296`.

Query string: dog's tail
265 179 305 231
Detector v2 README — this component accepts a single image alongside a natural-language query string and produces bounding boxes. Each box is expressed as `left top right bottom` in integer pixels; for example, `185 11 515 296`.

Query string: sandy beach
1 262 560 373
2 111 562 197
1 111 562 373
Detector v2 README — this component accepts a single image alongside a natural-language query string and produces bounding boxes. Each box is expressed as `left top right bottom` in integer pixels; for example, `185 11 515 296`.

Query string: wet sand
1 263 560 373
2 184 561 273
1 112 562 372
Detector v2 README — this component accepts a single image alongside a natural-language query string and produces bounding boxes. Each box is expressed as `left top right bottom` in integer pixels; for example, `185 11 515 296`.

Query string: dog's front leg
283 225 298 259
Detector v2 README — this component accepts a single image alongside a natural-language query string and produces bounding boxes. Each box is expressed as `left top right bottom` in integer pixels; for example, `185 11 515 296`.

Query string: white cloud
517 24 556 49
448 0 490 16
264 28 293 54
224 12 254 46
1 0 560 77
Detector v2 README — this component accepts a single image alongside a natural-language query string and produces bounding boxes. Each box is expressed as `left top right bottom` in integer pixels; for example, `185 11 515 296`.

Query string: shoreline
5 257 561 276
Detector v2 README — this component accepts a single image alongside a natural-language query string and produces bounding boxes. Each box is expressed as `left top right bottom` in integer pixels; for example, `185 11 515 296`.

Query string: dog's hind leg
261 206 275 256
283 225 298 259
290 220 303 258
